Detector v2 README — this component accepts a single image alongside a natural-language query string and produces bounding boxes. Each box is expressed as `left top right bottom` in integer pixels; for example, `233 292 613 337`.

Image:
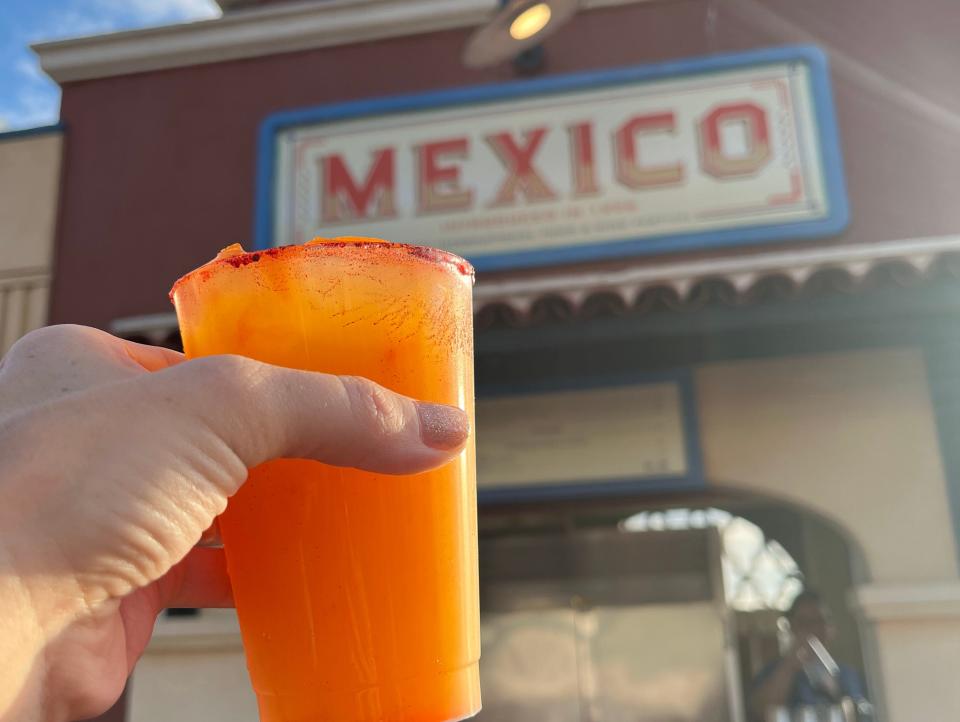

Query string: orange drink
170 238 480 722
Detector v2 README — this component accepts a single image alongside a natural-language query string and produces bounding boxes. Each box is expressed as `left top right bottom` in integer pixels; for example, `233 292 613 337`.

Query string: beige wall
696 348 958 582
130 611 257 722
0 131 61 269
875 617 960 720
852 582 960 722
133 650 256 722
0 131 62 352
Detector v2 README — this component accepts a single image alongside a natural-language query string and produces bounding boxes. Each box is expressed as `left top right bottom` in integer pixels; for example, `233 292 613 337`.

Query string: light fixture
510 3 552 40
463 0 580 69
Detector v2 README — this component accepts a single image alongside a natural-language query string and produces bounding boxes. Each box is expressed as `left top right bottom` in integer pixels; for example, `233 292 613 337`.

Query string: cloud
26 1 220 44
0 54 59 130
2 0 220 131
15 56 45 83
26 10 121 43
95 0 221 25
0 84 60 129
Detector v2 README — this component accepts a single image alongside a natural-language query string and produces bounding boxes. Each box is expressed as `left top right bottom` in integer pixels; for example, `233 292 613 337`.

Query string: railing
109 312 183 350
0 267 51 357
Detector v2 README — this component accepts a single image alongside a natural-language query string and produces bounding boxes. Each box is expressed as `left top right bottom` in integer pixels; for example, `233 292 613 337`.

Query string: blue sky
1 0 222 131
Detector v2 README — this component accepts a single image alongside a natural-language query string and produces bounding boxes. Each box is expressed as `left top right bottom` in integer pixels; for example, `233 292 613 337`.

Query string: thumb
141 354 470 478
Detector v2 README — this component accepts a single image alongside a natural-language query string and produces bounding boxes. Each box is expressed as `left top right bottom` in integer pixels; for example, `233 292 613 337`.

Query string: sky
0 0 222 131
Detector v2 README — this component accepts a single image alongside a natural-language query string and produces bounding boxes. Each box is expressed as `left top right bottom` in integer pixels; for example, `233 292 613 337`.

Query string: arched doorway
475 488 870 722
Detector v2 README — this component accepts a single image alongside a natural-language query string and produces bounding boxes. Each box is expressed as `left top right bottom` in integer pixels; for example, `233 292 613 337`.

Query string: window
621 508 804 611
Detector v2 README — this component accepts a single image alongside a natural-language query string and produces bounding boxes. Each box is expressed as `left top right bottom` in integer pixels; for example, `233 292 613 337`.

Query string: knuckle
78 497 195 599
5 324 103 360
186 354 265 396
341 375 407 438
81 552 160 603
165 354 276 464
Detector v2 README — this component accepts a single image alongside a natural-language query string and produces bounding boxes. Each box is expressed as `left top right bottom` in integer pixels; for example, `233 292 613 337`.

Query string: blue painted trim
921 345 960 574
253 45 848 268
0 123 64 143
478 476 705 506
253 117 276 252
475 369 705 506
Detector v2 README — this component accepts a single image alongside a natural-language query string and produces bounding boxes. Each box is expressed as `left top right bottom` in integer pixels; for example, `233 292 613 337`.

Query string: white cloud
15 56 45 83
3 0 220 131
26 1 221 44
27 10 120 43
2 54 60 130
96 0 222 24
0 85 60 129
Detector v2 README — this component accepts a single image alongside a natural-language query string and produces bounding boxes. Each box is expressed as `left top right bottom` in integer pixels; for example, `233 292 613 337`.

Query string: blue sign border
254 45 848 271
474 369 705 506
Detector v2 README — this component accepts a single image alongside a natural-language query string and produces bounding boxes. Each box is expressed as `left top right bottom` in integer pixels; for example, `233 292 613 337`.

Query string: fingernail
418 403 469 451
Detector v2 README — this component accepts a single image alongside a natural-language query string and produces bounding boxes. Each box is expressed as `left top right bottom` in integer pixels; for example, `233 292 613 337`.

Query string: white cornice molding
33 0 658 84
852 582 960 622
34 0 494 84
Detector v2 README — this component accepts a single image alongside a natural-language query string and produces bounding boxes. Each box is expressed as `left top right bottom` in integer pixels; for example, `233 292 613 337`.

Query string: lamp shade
463 0 579 68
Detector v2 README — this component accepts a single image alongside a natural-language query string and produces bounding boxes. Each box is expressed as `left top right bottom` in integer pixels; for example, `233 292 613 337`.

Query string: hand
0 325 468 722
790 636 814 666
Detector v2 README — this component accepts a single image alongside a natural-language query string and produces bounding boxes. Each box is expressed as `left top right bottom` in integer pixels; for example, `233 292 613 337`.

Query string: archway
475 486 872 722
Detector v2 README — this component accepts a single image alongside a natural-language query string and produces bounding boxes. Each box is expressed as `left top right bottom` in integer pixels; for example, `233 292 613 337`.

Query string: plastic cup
170 238 480 722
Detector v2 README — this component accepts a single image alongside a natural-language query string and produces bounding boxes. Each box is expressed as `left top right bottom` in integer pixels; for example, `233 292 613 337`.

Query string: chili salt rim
169 238 475 301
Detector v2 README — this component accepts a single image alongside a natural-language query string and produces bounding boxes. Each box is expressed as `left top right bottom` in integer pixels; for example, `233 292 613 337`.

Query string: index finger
141 354 470 478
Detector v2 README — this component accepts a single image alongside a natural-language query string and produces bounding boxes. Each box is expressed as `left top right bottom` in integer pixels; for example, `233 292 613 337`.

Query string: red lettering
568 122 600 197
415 138 473 214
321 149 396 223
614 112 684 189
699 102 771 178
485 127 557 207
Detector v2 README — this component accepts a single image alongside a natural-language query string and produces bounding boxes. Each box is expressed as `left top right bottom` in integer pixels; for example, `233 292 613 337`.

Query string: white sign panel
476 383 691 489
261 47 847 270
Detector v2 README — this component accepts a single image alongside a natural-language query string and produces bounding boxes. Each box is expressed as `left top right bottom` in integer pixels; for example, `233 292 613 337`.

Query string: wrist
0 534 100 722
0 544 48 722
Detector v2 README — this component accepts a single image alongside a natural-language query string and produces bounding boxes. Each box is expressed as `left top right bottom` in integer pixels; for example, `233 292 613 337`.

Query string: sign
475 377 701 496
256 46 847 271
